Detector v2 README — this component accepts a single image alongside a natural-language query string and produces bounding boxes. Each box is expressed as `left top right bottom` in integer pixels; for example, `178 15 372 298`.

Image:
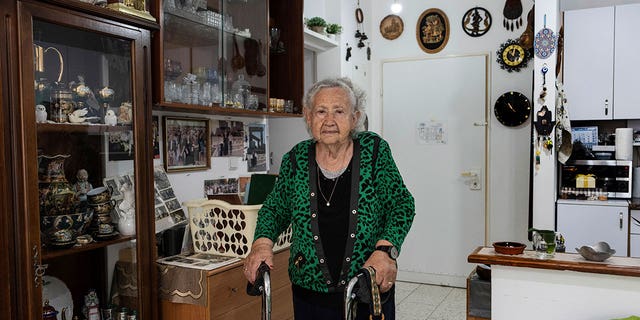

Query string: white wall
369 0 534 244
270 0 536 245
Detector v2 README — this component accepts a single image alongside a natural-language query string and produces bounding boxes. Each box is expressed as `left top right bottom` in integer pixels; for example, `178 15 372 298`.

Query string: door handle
461 170 481 190
473 122 487 126
620 212 623 230
460 171 478 177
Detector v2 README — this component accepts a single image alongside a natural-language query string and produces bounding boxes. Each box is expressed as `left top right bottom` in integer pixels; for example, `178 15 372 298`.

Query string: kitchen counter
468 246 640 277
467 247 640 320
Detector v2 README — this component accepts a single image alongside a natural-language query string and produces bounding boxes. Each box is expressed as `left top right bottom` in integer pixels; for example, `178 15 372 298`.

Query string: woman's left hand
363 250 397 293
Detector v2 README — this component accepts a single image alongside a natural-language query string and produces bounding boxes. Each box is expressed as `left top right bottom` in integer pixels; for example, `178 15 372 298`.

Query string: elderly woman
243 77 415 319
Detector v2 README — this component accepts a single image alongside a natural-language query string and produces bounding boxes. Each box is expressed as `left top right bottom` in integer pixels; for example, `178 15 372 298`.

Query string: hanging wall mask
503 0 523 31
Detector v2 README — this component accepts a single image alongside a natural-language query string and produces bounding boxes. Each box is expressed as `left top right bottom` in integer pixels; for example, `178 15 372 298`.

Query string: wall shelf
303 28 338 52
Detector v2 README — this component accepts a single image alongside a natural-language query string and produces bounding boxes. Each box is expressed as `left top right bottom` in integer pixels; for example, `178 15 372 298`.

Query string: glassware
531 229 558 259
201 82 211 106
231 74 251 109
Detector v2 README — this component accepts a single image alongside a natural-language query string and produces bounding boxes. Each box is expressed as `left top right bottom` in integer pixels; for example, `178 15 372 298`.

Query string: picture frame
416 8 450 54
163 116 210 173
380 14 404 40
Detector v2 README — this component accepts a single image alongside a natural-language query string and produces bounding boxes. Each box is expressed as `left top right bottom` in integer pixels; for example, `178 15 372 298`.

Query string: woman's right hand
243 237 275 283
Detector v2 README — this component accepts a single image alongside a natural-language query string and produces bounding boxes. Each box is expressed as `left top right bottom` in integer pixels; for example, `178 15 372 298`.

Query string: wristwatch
375 245 399 260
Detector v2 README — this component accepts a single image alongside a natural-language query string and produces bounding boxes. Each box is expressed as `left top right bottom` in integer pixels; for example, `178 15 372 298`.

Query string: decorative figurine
73 169 93 202
82 289 101 320
117 102 132 125
97 86 115 122
36 104 48 123
104 110 117 126
68 108 89 123
117 182 136 236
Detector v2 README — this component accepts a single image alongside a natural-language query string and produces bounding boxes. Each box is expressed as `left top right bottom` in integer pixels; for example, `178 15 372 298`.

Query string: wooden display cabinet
10 1 156 319
152 0 303 118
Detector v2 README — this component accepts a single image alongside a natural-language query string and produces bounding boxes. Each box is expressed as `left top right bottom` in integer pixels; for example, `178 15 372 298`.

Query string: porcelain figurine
117 182 136 236
73 169 92 202
36 104 48 123
104 110 117 126
42 300 59 320
117 102 132 125
68 108 89 123
82 289 101 320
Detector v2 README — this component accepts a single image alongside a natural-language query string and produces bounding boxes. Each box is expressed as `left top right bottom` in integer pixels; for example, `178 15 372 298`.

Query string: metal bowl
576 242 616 262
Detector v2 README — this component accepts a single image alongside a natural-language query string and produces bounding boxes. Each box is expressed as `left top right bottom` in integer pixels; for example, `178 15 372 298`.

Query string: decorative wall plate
534 15 557 59
416 8 450 54
462 7 492 37
380 14 404 40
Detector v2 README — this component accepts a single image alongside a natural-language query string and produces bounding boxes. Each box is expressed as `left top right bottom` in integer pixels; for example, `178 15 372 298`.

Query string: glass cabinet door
18 2 154 319
161 0 267 111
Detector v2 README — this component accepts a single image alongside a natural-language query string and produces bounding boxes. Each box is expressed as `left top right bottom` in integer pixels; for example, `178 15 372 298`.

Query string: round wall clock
494 91 531 127
496 39 531 72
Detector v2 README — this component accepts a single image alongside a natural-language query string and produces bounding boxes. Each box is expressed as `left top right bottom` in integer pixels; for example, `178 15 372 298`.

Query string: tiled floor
395 281 467 320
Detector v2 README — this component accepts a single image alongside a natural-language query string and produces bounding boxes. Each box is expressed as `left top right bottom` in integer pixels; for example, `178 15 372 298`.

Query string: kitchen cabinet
631 210 640 258
556 200 628 256
612 4 640 120
11 1 156 319
564 4 640 120
153 0 303 118
161 249 293 320
563 6 614 120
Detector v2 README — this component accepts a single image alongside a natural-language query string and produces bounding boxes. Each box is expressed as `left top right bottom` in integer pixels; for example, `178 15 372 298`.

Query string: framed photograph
416 8 450 54
211 120 245 157
163 116 210 172
380 14 404 40
247 123 267 172
107 131 134 161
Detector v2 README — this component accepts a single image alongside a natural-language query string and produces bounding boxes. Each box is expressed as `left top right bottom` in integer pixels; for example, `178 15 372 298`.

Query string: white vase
118 213 136 236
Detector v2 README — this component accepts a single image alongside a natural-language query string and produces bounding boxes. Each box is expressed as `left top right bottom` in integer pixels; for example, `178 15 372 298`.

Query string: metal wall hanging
416 8 450 54
380 14 404 40
462 7 491 37
354 0 368 48
502 0 523 31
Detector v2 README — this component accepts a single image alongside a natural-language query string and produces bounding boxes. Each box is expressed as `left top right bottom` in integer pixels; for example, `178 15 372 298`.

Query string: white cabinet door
557 202 628 256
614 4 640 119
564 7 614 120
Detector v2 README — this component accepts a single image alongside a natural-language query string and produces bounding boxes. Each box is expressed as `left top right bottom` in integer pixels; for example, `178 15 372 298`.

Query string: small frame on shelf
162 116 210 173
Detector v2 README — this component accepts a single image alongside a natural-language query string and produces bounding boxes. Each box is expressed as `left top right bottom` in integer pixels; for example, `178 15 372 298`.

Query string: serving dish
576 242 616 262
493 241 526 255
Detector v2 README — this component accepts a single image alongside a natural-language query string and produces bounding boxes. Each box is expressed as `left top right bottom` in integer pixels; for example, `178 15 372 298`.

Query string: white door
382 55 487 287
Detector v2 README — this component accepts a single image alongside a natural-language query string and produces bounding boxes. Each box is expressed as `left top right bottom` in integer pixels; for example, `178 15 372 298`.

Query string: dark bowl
493 241 526 255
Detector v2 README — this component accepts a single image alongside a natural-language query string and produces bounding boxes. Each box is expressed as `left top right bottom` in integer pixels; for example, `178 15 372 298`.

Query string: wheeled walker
246 262 272 320
344 267 388 320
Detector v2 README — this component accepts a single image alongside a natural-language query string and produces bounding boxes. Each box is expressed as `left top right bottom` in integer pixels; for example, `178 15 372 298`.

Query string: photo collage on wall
154 166 187 233
204 177 239 197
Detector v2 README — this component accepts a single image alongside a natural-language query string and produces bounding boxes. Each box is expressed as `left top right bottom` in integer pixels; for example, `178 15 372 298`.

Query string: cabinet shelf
42 234 135 260
163 9 254 48
154 102 302 118
37 122 133 134
303 28 338 52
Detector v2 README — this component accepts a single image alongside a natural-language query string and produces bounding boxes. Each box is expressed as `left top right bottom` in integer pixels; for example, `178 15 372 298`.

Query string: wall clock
494 91 531 127
496 38 531 72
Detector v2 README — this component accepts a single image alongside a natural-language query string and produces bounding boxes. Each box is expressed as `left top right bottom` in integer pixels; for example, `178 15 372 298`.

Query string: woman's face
305 87 359 146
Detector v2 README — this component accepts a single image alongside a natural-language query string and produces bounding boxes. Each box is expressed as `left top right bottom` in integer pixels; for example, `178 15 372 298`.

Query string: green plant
306 16 327 28
326 23 342 35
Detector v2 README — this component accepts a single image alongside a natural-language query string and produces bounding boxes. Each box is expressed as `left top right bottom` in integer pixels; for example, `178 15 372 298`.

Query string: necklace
317 166 340 207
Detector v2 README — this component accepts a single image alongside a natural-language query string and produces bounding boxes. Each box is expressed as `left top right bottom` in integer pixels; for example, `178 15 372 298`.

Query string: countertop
468 246 640 278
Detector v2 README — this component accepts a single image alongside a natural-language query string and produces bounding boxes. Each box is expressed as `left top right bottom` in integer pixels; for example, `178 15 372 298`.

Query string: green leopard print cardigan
254 131 415 293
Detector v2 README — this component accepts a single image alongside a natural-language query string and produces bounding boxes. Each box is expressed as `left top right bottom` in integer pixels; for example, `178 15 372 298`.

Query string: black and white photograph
154 166 171 189
246 123 267 172
107 131 135 161
104 178 122 198
159 188 176 201
165 198 182 212
204 178 239 196
211 120 245 157
155 205 169 220
169 209 186 224
163 116 210 172
152 115 161 159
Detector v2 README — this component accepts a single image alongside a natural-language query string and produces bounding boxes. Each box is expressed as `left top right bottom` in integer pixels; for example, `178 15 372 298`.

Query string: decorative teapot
42 300 58 320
